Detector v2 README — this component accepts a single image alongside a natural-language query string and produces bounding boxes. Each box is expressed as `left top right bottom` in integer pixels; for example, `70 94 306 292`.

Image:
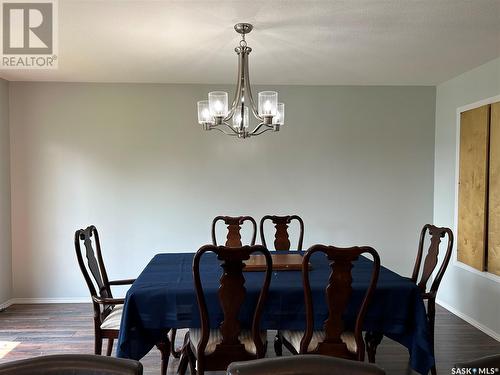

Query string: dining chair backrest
260 215 304 250
411 224 453 296
74 226 113 314
211 216 257 247
192 244 272 370
0 354 143 375
301 245 380 361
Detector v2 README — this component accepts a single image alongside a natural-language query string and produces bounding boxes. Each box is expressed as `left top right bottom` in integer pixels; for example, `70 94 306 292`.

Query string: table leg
156 333 171 375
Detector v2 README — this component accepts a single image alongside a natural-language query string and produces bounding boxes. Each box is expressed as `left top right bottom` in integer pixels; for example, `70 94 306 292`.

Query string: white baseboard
0 298 14 310
437 299 500 342
9 297 91 304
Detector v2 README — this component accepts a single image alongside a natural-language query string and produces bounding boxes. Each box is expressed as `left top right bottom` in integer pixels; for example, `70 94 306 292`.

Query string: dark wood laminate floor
0 304 499 374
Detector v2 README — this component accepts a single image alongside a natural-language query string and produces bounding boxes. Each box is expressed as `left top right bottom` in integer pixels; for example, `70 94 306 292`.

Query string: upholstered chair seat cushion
100 306 123 330
189 329 267 355
281 330 357 353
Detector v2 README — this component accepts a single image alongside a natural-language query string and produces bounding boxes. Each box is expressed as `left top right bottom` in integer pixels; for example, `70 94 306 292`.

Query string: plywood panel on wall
488 102 500 276
458 105 490 271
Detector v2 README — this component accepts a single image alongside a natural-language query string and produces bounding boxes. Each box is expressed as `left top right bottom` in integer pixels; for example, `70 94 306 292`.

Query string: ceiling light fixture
197 23 285 139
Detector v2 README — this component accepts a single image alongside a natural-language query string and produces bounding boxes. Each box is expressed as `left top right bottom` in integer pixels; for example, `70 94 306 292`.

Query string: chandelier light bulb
197 100 213 124
214 101 222 112
273 103 285 125
208 91 228 117
232 106 249 129
258 91 278 117
264 101 272 114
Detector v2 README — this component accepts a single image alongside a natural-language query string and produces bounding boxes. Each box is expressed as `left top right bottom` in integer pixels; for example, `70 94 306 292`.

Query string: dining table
117 251 434 375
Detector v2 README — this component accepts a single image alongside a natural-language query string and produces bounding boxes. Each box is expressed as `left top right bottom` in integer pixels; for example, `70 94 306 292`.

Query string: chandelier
196 23 285 139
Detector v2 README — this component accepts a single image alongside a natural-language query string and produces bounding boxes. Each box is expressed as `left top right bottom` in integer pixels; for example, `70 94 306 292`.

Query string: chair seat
281 330 357 354
189 328 267 355
100 305 123 330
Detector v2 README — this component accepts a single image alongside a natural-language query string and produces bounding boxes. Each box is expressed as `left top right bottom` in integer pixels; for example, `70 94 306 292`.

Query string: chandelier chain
239 34 247 48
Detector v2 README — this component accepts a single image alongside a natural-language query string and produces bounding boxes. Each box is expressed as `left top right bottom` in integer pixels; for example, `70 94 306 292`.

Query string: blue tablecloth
117 252 433 374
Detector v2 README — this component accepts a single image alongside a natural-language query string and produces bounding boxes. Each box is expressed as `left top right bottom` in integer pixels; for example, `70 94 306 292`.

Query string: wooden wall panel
458 105 489 271
488 102 500 276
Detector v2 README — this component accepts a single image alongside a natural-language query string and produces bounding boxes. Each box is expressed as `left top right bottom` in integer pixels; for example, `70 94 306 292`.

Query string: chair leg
94 333 103 355
106 338 114 356
177 351 188 375
365 331 383 363
170 329 181 358
186 343 197 375
274 333 283 356
177 333 190 375
156 337 170 375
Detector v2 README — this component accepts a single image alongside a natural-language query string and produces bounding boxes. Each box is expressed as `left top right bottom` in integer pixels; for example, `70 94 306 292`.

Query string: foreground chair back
182 244 272 375
212 216 257 247
260 215 304 250
277 245 380 361
227 355 386 375
0 354 143 375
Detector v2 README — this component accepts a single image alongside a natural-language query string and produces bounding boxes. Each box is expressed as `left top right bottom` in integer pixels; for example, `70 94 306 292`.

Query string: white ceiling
1 0 499 85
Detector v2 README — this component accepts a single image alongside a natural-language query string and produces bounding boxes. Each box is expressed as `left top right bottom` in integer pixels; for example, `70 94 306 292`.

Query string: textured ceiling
1 0 499 85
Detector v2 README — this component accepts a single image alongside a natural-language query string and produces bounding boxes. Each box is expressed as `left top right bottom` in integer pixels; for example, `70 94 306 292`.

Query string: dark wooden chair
211 216 257 247
275 244 380 362
365 224 453 375
74 226 175 375
179 244 272 375
260 215 304 250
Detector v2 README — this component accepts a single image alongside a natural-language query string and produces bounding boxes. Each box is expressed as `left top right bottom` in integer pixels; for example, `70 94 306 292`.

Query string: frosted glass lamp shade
208 91 228 117
258 91 278 116
273 103 285 125
197 101 213 124
233 106 249 129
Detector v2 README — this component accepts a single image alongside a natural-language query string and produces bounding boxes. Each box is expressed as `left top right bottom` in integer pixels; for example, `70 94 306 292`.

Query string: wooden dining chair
211 216 257 247
179 244 272 375
365 224 453 375
275 244 380 362
74 226 175 375
260 215 304 250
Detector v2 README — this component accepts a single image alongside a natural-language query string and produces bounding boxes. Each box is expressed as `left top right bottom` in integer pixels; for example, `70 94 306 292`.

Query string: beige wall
9 82 436 298
434 57 500 338
0 78 12 305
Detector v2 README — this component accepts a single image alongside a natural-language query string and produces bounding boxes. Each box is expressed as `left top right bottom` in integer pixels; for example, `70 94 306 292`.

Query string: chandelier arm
211 125 238 136
248 122 270 135
224 52 244 122
249 126 274 136
242 51 262 120
221 122 241 135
